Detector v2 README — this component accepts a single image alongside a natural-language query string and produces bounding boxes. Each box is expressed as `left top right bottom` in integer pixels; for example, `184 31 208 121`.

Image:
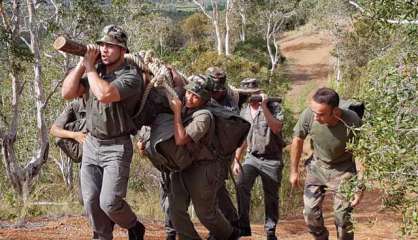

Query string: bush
348 50 418 236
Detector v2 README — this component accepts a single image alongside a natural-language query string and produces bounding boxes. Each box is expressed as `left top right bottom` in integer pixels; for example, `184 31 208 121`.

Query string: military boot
128 221 145 240
266 233 277 240
228 227 241 240
166 235 176 240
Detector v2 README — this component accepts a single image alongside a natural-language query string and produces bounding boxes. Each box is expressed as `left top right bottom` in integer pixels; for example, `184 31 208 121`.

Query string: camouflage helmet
206 67 227 91
185 74 214 102
96 25 129 52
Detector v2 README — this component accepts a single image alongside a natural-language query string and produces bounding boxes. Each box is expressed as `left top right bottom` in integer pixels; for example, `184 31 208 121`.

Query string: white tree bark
239 8 246 42
192 0 224 55
53 151 74 189
224 0 233 56
0 0 49 204
265 11 285 78
237 0 250 42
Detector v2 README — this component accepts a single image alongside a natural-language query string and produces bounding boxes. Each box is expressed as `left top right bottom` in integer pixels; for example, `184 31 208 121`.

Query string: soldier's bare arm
62 61 86 99
260 94 283 134
169 97 192 145
233 141 247 176
290 137 304 188
50 124 86 144
84 45 121 103
351 158 365 207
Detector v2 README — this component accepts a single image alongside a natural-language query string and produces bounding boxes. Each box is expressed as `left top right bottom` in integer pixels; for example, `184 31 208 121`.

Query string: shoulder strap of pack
191 108 218 154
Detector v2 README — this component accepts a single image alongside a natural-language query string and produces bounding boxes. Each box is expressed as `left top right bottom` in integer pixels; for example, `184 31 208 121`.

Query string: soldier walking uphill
61 25 145 240
233 78 285 240
206 67 241 232
290 88 364 240
167 75 240 240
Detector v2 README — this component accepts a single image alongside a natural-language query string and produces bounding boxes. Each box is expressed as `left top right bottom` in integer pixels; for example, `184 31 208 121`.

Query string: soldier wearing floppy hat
62 24 145 240
233 77 285 240
96 24 129 52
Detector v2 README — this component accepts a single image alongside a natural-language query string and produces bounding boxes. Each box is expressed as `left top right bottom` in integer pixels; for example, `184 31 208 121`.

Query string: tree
236 0 251 42
256 0 298 79
192 0 224 55
0 0 49 205
181 12 210 46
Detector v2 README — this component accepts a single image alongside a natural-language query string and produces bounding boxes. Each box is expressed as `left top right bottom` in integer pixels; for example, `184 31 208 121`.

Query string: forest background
0 0 417 238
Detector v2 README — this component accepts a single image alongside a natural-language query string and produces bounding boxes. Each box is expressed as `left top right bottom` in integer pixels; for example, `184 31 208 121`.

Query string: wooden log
53 36 86 56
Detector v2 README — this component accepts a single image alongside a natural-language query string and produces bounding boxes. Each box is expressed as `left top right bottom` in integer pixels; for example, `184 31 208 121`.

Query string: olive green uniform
168 109 233 240
80 62 143 240
293 108 362 240
237 102 284 238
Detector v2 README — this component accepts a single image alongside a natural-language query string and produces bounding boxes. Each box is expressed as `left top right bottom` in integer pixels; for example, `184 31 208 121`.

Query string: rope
124 50 181 116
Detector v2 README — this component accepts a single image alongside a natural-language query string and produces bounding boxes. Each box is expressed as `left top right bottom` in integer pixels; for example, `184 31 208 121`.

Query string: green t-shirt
293 107 362 168
82 62 143 139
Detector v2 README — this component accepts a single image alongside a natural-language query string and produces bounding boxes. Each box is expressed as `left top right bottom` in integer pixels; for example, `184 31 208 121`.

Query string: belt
89 134 130 144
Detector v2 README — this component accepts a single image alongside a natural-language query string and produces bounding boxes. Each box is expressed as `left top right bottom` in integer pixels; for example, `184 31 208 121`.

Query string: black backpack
339 99 365 119
144 104 251 172
55 118 86 163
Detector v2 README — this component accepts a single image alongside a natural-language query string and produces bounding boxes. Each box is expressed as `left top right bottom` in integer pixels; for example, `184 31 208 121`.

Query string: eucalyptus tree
0 0 48 204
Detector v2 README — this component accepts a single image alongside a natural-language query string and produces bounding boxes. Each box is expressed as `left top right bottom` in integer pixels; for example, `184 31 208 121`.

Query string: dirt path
0 191 403 240
280 30 334 113
0 30 409 240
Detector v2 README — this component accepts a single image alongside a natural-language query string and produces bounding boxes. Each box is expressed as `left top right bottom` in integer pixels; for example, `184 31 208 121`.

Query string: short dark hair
312 87 339 108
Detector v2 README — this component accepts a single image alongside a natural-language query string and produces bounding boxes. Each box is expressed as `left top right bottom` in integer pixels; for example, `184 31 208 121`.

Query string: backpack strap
190 108 218 158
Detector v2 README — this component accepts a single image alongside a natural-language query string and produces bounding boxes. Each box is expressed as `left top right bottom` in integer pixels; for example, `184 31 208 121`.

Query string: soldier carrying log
61 25 145 240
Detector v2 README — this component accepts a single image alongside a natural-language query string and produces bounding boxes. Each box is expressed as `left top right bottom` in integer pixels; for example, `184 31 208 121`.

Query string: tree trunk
335 46 341 84
214 19 223 55
239 12 246 42
224 0 232 56
54 151 74 189
0 0 49 206
192 0 224 55
26 0 49 182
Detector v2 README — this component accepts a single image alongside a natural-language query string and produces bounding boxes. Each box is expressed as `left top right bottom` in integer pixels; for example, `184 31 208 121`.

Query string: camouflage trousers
303 159 356 240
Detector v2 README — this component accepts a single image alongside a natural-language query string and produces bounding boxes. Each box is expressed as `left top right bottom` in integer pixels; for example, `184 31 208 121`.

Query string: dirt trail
280 30 334 113
0 30 407 240
0 191 403 240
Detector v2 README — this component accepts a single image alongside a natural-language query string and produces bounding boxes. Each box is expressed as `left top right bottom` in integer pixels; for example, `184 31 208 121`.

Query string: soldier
61 25 145 240
168 75 240 240
206 67 240 232
233 78 284 240
50 97 86 203
290 87 364 240
50 98 87 153
206 67 240 112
